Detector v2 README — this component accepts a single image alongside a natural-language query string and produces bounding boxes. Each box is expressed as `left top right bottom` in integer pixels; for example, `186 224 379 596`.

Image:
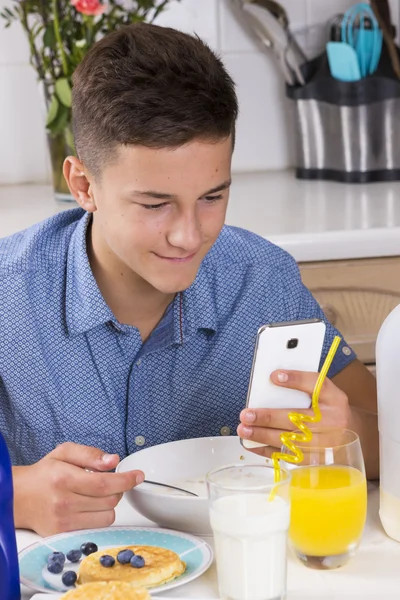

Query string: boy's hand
13 442 144 536
237 369 353 455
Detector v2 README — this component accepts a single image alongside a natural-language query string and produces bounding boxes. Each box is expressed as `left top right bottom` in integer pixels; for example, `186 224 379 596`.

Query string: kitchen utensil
283 428 367 570
253 0 307 64
327 41 362 81
341 3 383 76
372 0 395 37
243 1 305 85
256 0 288 28
144 479 198 497
19 527 213 594
117 436 268 534
329 13 345 42
230 0 305 85
371 0 400 79
207 463 291 600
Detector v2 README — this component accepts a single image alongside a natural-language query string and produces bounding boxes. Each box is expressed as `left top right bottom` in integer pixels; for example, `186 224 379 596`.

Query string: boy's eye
204 194 223 202
142 203 167 211
141 194 223 210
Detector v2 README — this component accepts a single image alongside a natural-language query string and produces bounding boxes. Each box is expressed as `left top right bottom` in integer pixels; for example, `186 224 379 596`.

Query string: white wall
0 0 399 184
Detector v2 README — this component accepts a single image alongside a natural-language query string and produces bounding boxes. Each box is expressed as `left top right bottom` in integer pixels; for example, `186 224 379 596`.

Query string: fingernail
102 453 116 466
277 372 289 383
244 411 256 424
242 427 253 438
136 473 145 485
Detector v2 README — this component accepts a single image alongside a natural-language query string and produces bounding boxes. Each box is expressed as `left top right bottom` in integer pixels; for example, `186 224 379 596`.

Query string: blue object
0 432 21 600
47 552 65 565
117 548 135 564
100 554 115 568
66 549 82 563
80 542 98 556
61 571 78 587
47 560 63 575
341 2 383 77
327 41 362 81
19 526 212 594
0 211 356 466
130 554 145 568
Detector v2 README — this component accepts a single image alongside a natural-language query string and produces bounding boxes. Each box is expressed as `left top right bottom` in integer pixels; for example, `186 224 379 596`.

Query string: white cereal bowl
117 436 267 534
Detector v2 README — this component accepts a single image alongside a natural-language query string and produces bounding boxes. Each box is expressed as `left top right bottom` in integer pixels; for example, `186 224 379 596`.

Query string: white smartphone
241 318 326 449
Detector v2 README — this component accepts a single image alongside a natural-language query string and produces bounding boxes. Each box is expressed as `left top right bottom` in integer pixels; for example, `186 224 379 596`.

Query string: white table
17 484 400 600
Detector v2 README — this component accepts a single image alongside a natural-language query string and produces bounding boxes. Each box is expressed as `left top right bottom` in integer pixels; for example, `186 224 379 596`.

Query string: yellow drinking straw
271 335 342 485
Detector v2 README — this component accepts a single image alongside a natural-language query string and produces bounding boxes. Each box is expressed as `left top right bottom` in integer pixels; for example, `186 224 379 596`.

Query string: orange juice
289 465 367 556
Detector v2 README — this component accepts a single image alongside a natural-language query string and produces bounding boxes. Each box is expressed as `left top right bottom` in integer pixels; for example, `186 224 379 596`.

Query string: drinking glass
282 427 367 570
207 463 291 600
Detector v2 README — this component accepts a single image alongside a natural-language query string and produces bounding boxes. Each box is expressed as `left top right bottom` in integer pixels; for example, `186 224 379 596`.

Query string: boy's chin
151 274 197 295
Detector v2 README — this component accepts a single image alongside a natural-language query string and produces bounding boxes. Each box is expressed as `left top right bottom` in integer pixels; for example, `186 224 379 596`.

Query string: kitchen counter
2 171 400 262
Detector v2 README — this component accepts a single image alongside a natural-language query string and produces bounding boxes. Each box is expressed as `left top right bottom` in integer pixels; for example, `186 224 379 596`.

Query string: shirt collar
65 212 114 336
65 212 218 338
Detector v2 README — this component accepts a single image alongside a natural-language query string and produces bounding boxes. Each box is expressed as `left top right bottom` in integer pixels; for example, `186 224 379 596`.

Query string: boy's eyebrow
131 179 232 200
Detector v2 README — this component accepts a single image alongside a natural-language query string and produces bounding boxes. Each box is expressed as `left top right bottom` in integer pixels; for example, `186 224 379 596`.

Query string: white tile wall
0 0 399 184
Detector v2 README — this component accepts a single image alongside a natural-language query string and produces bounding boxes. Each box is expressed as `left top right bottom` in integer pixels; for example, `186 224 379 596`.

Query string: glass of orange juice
281 427 367 570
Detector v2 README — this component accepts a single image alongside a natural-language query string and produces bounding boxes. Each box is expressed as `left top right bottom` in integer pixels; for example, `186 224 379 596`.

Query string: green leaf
47 103 70 136
43 24 55 47
64 127 76 154
46 94 59 127
55 78 72 108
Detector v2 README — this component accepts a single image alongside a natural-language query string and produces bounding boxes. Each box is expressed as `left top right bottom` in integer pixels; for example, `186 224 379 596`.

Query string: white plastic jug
376 302 400 542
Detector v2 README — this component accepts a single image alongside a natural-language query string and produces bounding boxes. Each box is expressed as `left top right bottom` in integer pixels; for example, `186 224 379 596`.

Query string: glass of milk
207 463 291 600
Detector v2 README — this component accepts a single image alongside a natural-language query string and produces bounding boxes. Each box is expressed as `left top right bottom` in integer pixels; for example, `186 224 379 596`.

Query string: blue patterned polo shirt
0 209 356 465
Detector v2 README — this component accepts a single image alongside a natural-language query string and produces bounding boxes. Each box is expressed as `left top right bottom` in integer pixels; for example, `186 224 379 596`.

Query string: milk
380 488 400 542
376 303 400 543
209 493 290 600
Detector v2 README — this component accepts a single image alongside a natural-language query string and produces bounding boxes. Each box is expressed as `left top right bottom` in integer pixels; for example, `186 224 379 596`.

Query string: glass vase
47 130 75 203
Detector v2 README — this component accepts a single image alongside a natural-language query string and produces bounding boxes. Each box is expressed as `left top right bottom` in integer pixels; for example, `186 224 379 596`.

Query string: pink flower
71 0 106 16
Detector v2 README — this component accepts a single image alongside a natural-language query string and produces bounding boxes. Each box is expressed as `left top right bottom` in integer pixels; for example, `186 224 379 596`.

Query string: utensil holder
287 46 400 183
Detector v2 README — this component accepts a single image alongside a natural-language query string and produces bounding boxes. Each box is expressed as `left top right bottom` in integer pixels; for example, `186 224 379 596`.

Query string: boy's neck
87 222 175 341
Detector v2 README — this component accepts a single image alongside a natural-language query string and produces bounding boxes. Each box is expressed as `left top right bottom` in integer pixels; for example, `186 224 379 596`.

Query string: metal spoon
231 0 306 85
252 0 308 63
253 0 289 28
143 480 199 497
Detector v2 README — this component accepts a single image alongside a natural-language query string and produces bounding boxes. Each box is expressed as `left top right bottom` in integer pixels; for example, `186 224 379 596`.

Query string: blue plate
19 526 213 594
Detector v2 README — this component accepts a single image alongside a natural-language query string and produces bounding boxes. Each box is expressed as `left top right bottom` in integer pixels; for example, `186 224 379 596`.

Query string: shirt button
136 359 142 366
342 346 352 356
135 435 145 447
220 426 231 436
110 322 121 332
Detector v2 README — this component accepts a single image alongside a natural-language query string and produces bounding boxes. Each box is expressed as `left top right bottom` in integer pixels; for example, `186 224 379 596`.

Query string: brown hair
72 22 238 176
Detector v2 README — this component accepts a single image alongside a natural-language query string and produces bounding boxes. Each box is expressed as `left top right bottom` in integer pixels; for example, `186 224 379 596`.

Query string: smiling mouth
154 252 197 263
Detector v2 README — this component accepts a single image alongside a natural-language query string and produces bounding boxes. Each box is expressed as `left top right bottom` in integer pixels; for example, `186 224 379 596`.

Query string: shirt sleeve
281 254 357 379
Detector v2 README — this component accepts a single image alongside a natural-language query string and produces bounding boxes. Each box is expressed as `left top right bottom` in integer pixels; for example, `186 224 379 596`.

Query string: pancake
61 581 151 599
77 545 186 588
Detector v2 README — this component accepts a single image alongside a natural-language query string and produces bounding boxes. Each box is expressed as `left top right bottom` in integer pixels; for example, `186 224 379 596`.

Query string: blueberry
48 552 65 565
80 542 98 556
47 560 63 574
61 570 77 587
100 554 115 568
66 549 82 563
117 549 134 564
130 555 145 568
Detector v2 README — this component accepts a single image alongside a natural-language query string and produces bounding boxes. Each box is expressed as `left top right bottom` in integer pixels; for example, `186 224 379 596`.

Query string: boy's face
78 137 232 294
